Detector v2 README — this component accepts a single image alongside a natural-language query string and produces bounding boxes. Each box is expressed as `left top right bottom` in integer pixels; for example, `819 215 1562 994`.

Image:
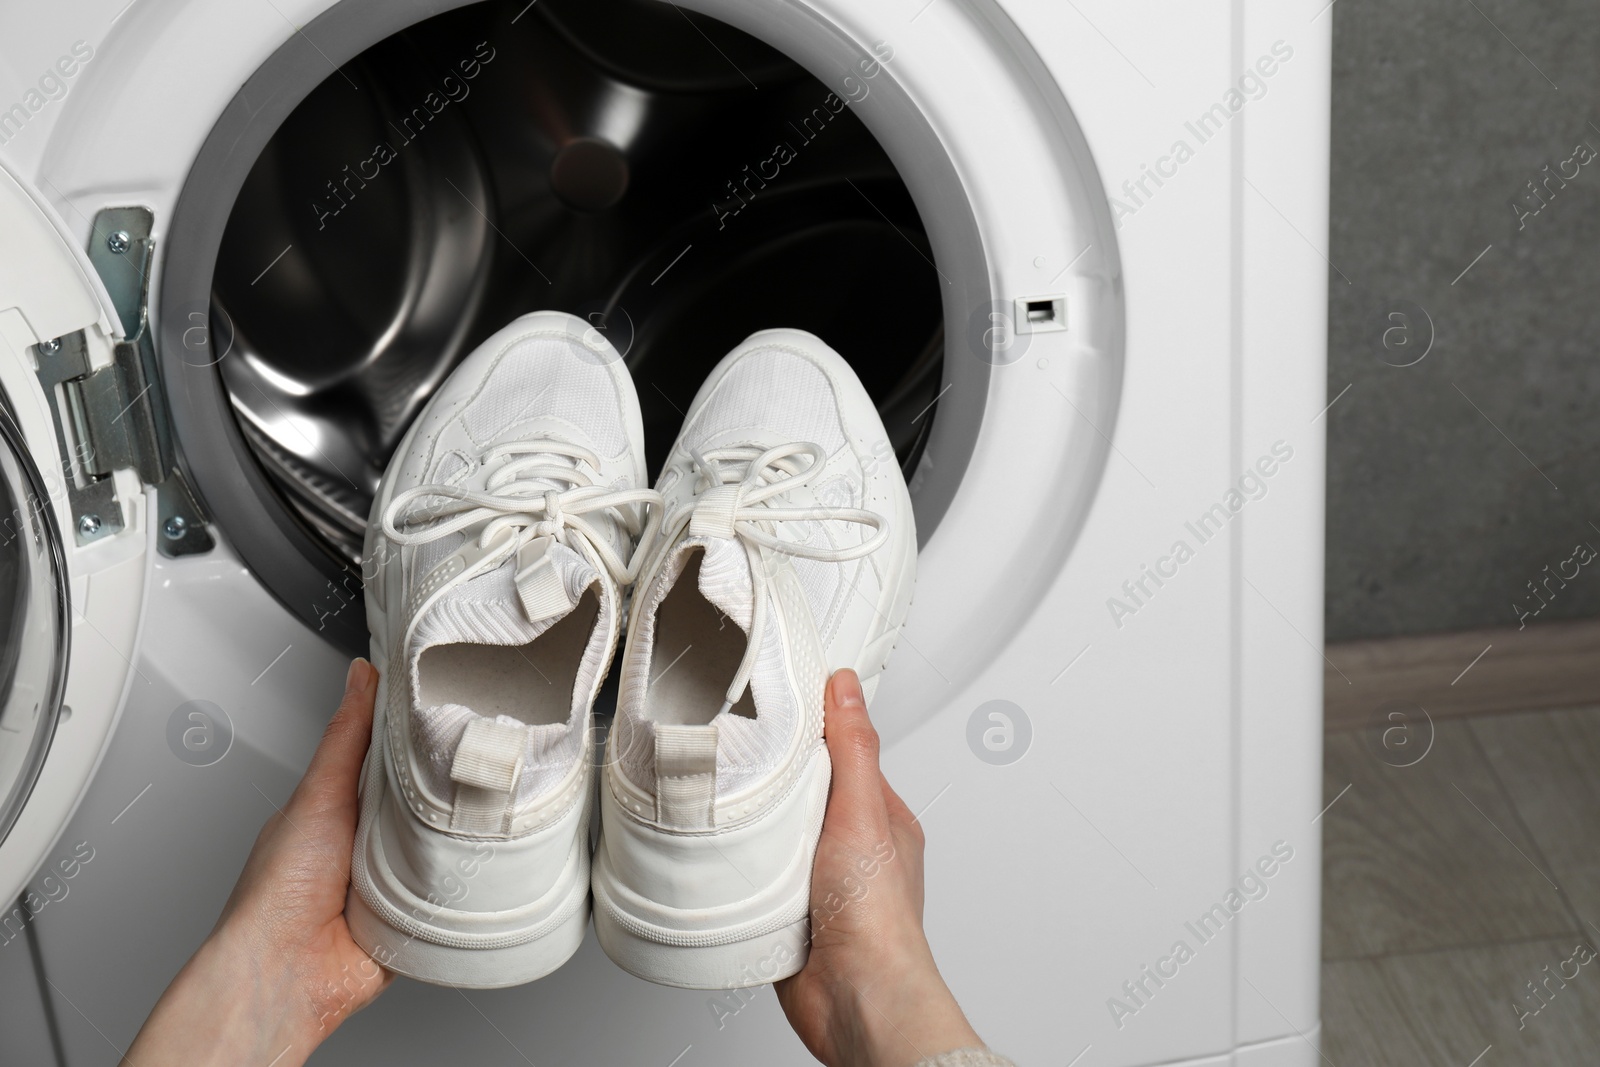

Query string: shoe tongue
409 539 600 663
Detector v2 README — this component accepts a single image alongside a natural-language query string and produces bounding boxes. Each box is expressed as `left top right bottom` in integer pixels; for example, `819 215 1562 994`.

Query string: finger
295 659 378 813
821 669 889 838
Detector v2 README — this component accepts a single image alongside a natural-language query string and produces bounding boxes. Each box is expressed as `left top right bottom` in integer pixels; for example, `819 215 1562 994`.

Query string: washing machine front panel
14 1 1132 1064
0 158 148 909
2 1 1328 1065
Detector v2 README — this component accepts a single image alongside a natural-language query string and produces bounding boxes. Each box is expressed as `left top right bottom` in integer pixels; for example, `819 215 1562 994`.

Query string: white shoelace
382 438 663 591
671 441 888 716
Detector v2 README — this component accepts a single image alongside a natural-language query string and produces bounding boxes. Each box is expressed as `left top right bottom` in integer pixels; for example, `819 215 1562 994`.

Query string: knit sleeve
912 1049 1017 1067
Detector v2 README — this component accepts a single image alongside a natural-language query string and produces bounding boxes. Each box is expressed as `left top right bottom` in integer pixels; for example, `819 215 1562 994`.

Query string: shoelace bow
382 438 663 592
674 441 889 717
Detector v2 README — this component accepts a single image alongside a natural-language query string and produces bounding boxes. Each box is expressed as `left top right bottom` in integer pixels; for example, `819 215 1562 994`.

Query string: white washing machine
0 1 1329 1064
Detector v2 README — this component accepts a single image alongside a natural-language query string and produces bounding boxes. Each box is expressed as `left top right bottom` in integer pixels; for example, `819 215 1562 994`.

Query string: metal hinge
32 207 213 556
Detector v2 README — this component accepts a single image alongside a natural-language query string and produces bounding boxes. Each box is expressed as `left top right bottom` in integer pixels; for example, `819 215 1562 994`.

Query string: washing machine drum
159 0 1121 692
176 0 943 651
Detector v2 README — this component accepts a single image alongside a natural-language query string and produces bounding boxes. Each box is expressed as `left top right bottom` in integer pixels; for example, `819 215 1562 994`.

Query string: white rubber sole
591 904 810 990
590 751 829 989
345 868 590 989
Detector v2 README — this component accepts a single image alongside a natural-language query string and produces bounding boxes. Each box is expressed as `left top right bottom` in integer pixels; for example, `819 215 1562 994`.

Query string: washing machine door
0 159 150 906
0 395 68 863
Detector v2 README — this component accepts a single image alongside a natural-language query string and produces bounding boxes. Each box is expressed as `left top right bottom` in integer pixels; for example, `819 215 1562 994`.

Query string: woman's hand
122 659 392 1067
776 669 985 1067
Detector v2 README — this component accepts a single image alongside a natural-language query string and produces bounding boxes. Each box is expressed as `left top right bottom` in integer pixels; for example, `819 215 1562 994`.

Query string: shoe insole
417 590 600 726
648 551 757 725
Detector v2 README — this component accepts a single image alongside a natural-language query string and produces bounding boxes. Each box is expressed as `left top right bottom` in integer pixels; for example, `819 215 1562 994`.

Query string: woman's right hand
775 669 986 1067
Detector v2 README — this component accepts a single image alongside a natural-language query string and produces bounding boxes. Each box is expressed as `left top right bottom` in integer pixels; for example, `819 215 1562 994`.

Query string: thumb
821 669 889 837
294 658 378 815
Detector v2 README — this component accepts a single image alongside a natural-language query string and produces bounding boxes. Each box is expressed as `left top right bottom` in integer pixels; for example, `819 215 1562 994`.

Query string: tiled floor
1321 706 1600 1064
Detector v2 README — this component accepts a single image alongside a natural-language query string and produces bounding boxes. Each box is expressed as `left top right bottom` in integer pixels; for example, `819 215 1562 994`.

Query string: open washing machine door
0 160 166 907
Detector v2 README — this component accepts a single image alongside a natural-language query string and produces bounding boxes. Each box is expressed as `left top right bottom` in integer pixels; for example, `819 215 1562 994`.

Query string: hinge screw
38 338 60 355
107 231 131 254
163 516 188 541
77 514 102 537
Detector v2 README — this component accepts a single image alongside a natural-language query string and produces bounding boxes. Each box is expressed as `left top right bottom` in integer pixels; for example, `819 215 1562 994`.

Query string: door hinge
32 207 214 556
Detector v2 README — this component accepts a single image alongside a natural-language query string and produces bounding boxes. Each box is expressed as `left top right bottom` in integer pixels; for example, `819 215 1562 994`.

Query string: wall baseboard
1324 617 1600 732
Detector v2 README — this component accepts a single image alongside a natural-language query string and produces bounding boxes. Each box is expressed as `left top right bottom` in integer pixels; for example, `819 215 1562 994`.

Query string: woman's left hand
122 658 392 1067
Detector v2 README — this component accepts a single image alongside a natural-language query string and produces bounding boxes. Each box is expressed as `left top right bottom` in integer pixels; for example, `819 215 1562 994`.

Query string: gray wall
1326 0 1600 642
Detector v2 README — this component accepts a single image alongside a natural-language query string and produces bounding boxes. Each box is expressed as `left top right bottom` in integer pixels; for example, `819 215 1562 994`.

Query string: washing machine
0 0 1330 1063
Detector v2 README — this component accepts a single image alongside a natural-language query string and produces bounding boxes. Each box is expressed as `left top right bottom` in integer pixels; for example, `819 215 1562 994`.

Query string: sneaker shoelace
671 441 889 716
382 439 664 599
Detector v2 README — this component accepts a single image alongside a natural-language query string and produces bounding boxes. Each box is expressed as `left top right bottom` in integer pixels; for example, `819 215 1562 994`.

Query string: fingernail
830 669 865 708
346 658 372 695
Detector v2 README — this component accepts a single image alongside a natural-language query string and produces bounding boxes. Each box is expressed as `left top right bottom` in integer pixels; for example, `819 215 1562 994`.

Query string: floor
1320 705 1600 1063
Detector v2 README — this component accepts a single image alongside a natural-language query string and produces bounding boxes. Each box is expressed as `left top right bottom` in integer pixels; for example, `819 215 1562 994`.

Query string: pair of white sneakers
345 311 916 990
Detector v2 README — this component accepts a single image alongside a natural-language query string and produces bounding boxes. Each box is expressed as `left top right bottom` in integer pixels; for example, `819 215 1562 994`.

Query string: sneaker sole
345 825 591 988
590 747 830 989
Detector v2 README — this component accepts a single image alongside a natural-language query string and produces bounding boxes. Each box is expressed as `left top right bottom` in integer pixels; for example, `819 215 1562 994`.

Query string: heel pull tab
449 716 527 834
654 723 718 829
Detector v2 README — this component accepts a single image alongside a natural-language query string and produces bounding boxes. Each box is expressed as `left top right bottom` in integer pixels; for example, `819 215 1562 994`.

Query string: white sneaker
594 328 917 989
347 311 660 988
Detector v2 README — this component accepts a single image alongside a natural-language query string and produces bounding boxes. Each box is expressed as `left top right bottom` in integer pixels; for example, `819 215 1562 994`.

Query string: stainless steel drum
210 0 943 573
